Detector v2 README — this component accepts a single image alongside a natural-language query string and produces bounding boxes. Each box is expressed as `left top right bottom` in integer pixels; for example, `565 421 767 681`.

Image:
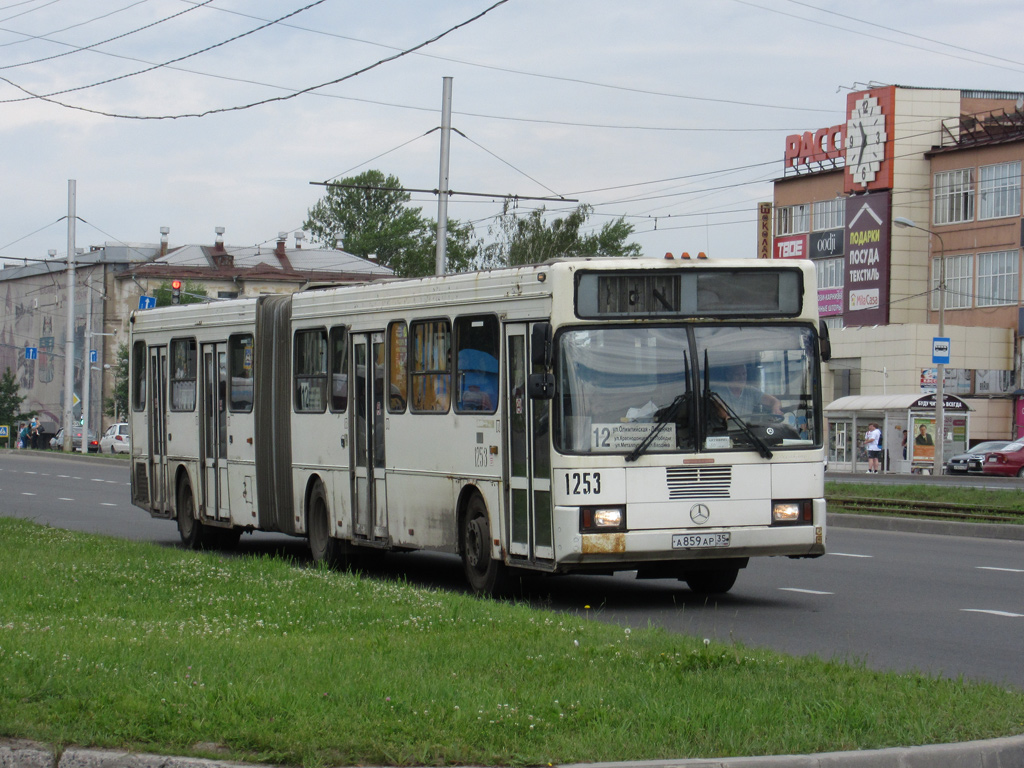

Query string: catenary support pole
62 180 77 452
435 76 452 276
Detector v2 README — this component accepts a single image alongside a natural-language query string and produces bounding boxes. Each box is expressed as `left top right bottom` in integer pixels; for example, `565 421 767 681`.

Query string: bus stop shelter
824 393 971 474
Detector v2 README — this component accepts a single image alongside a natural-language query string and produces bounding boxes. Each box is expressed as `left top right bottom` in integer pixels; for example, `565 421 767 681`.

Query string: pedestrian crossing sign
0 426 8 438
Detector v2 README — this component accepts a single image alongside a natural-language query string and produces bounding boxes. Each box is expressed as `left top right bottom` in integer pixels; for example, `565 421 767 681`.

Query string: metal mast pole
62 180 77 452
81 274 92 454
435 76 453 276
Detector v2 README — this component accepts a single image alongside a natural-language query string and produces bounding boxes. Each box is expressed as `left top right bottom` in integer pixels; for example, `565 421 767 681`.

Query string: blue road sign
89 349 98 364
138 295 157 310
932 337 951 365
25 346 37 360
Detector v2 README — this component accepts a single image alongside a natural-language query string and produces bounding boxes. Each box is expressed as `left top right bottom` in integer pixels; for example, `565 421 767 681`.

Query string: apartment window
979 161 1021 221
774 203 809 236
812 198 845 231
294 328 327 413
977 250 1019 307
933 168 974 225
932 254 973 310
815 257 844 290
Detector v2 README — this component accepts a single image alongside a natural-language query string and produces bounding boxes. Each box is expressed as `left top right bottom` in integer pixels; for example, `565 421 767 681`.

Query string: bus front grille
666 466 731 499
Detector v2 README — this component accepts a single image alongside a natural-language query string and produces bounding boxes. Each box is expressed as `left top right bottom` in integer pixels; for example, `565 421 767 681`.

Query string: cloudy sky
1 0 1022 268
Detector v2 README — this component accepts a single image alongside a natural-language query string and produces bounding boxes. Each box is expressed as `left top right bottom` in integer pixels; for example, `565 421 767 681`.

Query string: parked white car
99 422 131 454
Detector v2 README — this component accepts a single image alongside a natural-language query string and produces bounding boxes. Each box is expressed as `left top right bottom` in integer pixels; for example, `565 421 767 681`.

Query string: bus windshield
555 324 820 456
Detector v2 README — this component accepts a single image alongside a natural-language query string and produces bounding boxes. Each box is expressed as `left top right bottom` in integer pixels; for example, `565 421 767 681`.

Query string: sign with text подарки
843 189 891 326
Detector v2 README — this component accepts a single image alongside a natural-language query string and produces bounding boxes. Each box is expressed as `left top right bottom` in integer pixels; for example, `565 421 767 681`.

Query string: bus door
505 323 553 562
200 343 230 521
351 332 388 544
148 345 170 515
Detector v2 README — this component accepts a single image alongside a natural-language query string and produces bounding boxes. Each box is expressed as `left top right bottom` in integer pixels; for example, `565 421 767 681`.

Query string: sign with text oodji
843 189 890 326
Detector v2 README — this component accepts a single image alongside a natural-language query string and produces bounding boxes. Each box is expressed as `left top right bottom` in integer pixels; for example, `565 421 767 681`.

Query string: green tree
154 280 208 307
103 343 129 422
479 202 642 268
304 169 479 277
0 367 35 441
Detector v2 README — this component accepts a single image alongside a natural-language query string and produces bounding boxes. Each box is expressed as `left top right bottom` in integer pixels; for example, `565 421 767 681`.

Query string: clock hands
857 122 867 170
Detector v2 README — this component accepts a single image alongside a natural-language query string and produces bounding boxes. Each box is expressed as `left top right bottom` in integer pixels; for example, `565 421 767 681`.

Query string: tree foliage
478 202 642 268
304 170 479 278
0 367 35 433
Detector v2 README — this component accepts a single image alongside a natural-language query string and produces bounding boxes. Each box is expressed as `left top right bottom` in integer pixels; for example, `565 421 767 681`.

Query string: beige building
773 86 1024 470
1 230 391 442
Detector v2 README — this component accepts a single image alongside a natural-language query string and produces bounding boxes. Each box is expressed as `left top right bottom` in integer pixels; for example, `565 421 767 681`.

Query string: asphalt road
2 450 1021 691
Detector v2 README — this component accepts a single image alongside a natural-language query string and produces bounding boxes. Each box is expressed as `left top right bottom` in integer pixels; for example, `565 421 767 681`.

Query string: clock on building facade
843 87 894 193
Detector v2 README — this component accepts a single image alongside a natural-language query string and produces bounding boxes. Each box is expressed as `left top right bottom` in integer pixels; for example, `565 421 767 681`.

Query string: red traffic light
171 279 182 290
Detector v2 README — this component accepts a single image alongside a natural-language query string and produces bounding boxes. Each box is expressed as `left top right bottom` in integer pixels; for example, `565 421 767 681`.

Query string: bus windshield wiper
705 390 773 460
625 392 689 463
626 352 691 463
702 350 772 460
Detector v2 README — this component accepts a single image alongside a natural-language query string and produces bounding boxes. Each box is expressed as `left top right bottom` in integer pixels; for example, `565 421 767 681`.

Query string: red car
978 440 1024 477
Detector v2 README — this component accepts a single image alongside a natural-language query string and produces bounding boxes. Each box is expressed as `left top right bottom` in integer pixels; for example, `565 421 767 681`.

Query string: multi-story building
1 229 391 443
772 85 1024 471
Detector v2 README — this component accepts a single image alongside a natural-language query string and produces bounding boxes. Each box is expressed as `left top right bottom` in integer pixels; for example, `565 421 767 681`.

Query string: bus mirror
528 372 555 399
531 323 553 368
818 320 832 362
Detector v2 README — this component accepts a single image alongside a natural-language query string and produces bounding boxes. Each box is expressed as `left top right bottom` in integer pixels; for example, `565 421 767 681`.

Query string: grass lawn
1 517 1022 767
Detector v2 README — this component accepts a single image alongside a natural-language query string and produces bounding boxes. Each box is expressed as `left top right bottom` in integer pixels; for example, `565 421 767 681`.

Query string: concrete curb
828 511 1024 541
3 736 1023 768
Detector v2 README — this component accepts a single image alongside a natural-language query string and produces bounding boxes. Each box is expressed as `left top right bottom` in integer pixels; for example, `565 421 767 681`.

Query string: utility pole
435 76 453 276
62 180 77 452
81 274 92 454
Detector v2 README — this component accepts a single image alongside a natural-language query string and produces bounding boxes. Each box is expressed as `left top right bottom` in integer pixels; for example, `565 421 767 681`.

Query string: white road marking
58 498 74 502
961 609 1023 618
828 552 873 558
100 503 117 507
977 566 1024 573
21 492 36 496
780 587 834 595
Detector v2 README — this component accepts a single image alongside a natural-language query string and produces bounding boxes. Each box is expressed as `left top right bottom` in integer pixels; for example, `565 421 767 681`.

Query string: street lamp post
894 216 946 475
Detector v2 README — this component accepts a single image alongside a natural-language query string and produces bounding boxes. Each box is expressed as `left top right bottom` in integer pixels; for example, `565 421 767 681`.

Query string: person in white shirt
863 422 882 473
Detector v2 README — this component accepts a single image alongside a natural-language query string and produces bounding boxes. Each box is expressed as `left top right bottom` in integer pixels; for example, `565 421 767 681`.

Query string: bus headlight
581 506 625 532
772 500 812 524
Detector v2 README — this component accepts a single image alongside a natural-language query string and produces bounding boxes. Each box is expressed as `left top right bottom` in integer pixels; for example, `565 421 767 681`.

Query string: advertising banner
843 190 891 326
773 234 807 259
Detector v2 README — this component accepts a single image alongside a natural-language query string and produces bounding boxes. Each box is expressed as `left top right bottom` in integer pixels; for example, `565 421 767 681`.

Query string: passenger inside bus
457 349 499 412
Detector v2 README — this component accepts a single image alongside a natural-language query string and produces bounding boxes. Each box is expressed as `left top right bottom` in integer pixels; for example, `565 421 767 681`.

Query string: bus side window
454 315 499 414
329 326 347 412
294 328 328 413
131 340 147 411
228 333 254 413
388 322 407 412
410 319 450 413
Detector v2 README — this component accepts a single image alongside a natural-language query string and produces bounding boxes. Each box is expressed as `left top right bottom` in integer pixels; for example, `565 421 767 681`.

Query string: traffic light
171 279 182 304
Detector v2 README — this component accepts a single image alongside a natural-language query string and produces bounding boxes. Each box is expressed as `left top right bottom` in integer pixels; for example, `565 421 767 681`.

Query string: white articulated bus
129 256 829 595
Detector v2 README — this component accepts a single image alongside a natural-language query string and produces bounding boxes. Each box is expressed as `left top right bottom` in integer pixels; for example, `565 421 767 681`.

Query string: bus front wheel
461 493 508 596
683 566 739 595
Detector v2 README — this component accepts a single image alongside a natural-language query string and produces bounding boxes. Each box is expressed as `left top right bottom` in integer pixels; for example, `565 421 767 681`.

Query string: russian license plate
672 532 731 549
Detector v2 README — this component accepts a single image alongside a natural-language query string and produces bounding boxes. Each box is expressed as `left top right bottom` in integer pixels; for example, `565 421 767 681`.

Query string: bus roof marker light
697 252 708 259
681 252 691 259
664 252 674 259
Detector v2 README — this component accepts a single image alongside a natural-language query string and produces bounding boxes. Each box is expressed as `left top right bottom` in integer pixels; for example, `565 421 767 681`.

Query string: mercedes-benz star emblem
690 504 710 525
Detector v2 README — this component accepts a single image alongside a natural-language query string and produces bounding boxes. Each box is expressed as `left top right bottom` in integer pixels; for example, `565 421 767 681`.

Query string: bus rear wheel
176 481 207 550
309 481 347 569
461 493 508 596
683 566 739 595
